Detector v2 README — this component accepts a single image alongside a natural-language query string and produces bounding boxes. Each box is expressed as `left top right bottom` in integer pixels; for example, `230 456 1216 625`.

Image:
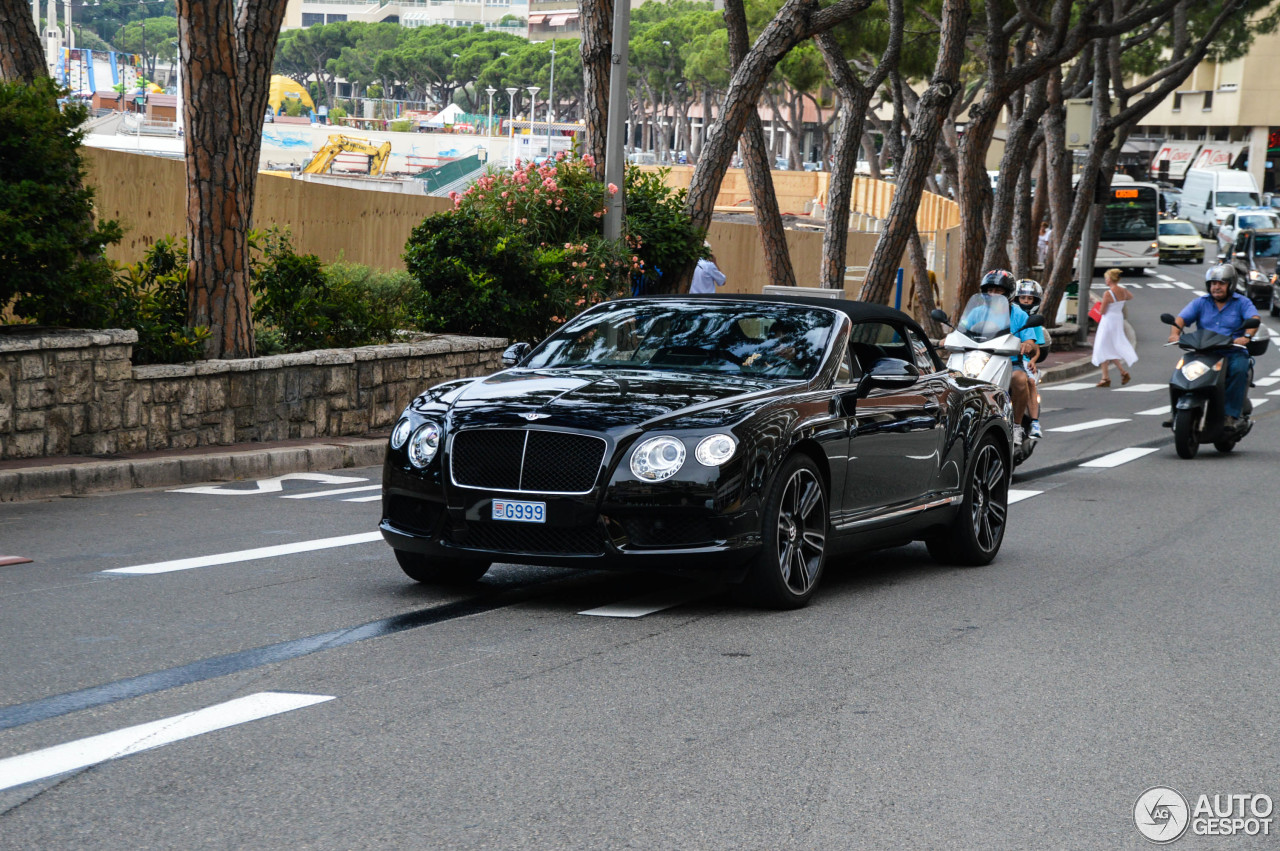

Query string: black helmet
1205 263 1237 293
979 269 1016 297
1013 279 1043 312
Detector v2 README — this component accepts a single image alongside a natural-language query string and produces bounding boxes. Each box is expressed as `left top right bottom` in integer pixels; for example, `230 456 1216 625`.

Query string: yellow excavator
302 134 393 176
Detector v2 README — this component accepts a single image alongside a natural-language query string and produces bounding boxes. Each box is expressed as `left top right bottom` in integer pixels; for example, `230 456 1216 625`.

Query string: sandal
1096 378 1111 387
1121 372 1132 386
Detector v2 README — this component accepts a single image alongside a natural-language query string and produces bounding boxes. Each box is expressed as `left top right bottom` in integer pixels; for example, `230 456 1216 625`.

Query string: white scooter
931 294 1045 466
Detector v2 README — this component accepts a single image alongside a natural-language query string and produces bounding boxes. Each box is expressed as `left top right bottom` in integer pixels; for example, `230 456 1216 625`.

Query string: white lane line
1008 489 1042 504
1173 281 1195 289
343 495 382 503
1252 398 1270 408
1091 283 1107 290
1047 418 1131 433
1257 377 1280 387
1270 389 1280 396
1081 447 1160 468
1043 382 1099 391
1127 283 1144 289
1113 383 1165 393
282 484 381 500
0 692 334 792
580 590 709 618
1146 283 1174 289
1135 405 1170 416
1272 368 1280 376
101 532 383 576
1157 273 1176 281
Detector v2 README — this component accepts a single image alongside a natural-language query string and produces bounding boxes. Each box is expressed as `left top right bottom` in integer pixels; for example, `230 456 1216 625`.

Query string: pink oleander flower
607 183 618 195
582 154 595 167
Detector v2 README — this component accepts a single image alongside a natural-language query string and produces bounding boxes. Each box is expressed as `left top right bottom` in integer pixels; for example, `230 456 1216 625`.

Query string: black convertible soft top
639 292 933 344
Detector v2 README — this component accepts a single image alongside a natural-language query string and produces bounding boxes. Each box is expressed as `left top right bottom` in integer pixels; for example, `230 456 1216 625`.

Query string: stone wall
0 329 506 461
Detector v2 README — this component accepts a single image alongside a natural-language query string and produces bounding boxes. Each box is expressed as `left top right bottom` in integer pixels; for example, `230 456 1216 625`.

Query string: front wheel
394 550 491 584
1213 438 1237 454
739 455 828 609
927 438 1009 567
1173 408 1199 459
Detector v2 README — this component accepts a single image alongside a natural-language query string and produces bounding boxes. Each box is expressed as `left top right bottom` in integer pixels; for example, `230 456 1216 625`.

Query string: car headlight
630 436 686 481
407 422 441 469
390 417 413 450
695 433 736 467
962 351 991 378
1181 361 1209 381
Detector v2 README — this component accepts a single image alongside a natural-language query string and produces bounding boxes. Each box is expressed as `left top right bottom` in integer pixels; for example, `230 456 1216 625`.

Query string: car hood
436 368 787 431
1252 256 1278 276
1159 235 1201 247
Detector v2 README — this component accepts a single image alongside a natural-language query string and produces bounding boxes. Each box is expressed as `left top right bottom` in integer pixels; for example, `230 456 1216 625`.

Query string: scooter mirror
929 309 951 326
1159 313 1178 326
1244 316 1262 330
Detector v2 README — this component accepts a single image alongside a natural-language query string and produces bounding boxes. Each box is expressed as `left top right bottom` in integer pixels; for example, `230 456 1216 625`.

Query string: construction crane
302 135 393 176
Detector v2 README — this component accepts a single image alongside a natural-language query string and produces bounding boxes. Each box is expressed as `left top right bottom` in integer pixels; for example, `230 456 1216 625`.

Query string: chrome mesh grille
451 429 606 493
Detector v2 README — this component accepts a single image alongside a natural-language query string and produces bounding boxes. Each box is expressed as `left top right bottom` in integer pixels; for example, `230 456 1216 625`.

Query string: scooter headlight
962 351 992 378
1181 361 1209 381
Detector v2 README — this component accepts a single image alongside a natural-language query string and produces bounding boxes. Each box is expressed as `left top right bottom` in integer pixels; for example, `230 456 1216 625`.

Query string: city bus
1074 176 1161 272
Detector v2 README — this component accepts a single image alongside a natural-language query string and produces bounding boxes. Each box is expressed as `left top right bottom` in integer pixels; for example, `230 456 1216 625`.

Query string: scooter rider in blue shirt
1011 279 1048 438
975 270 1040 443
1167 264 1261 429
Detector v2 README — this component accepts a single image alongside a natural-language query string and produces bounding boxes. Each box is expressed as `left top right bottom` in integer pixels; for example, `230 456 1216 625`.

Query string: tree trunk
178 0 290 360
724 0 795 290
979 78 1049 276
861 0 968 306
0 1 47 83
1010 134 1042 279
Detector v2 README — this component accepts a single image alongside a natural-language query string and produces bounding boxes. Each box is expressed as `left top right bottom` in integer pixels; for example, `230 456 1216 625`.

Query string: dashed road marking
343 495 382 503
1047 418 1131 433
1146 283 1174 289
1081 447 1161 468
281 484 381 500
1043 382 1099 391
1157 273 1176 282
580 590 710 618
1173 281 1195 289
1113 383 1165 393
1252 398 1270 408
1135 405 1169 416
1127 283 1144 289
1008 489 1042 504
1258 377 1280 387
100 532 383 576
0 692 334 792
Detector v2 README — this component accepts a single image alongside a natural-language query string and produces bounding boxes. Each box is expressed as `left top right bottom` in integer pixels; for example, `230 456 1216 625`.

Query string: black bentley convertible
380 295 1013 608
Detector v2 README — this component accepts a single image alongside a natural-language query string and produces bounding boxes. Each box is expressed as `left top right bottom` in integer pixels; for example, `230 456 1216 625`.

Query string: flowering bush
404 152 701 342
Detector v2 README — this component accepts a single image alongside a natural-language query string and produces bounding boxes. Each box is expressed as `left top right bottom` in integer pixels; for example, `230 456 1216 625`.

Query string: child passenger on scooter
1011 279 1047 439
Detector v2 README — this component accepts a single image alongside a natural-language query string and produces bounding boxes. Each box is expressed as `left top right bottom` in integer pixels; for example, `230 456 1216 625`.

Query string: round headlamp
1181 361 1209 381
695 434 736 467
407 422 441 469
630 436 686 481
390 417 413 450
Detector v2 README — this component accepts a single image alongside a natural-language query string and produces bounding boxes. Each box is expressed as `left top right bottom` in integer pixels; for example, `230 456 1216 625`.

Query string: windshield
957 293 1012 341
1254 234 1280 258
523 300 837 379
1218 191 1261 207
1100 186 1158 241
1238 213 1279 230
1159 221 1198 236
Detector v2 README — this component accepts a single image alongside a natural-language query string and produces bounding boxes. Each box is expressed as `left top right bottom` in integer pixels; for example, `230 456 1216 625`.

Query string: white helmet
1013 279 1043 313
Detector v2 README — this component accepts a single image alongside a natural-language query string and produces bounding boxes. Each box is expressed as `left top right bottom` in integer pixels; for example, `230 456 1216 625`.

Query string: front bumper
1159 245 1204 262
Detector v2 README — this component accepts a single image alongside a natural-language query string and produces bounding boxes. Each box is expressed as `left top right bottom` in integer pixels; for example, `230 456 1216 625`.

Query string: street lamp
506 87 519 167
526 85 539 161
546 41 556 164
485 85 496 137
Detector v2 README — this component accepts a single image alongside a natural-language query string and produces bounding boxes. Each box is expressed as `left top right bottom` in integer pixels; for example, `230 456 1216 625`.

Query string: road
2 257 1279 849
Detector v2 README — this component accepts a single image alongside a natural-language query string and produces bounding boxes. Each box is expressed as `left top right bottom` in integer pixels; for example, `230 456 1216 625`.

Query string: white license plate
492 499 546 523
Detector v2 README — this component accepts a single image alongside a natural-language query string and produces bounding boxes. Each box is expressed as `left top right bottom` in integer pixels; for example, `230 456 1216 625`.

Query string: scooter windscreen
956 293 1013 342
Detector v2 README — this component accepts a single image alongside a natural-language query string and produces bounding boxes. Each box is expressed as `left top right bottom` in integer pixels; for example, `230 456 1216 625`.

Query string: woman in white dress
1091 267 1138 387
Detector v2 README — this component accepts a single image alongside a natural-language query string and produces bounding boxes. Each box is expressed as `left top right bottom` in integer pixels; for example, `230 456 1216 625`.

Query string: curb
0 439 387 503
1039 354 1098 385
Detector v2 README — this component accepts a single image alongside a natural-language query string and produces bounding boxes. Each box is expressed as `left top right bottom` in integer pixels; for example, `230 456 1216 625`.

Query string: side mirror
859 358 920 393
1243 316 1262 330
502 342 532 367
1217 253 1228 263
930 308 952 327
1023 314 1045 329
1159 313 1178 326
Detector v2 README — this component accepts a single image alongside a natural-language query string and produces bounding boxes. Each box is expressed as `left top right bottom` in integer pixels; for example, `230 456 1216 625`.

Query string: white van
1181 168 1261 237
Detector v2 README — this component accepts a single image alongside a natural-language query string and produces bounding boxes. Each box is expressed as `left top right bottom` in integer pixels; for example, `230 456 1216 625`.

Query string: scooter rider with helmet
972 270 1040 443
1167 263 1261 430
1011 279 1047 438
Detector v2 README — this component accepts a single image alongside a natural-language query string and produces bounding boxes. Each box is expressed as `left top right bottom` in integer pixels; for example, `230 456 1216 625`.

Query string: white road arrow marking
171 473 367 496
282 484 381 499
0 692 333 792
101 532 383 575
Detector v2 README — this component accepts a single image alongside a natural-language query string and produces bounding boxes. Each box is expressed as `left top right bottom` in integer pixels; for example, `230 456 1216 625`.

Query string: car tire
1173 408 1199 459
1271 302 1280 318
394 550 491 584
739 454 828 609
926 436 1009 567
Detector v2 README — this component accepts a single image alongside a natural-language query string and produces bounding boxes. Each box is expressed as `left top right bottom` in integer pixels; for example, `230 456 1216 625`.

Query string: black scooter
1159 313 1268 458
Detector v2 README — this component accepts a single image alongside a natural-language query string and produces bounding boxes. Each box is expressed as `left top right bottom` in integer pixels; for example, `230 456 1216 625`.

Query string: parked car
379 295 1014 608
1215 206 1280 256
1157 219 1204 264
1224 227 1280 314
1181 167 1262 238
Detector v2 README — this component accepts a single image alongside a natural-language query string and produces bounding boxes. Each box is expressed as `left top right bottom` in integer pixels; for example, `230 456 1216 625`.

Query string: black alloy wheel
394 550 491 584
1173 408 1199 459
927 437 1008 567
740 455 828 609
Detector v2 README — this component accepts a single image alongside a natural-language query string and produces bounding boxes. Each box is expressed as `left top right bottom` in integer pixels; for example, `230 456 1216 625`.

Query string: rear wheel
927 438 1009 567
739 455 828 609
1173 409 1199 459
394 550 491 584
